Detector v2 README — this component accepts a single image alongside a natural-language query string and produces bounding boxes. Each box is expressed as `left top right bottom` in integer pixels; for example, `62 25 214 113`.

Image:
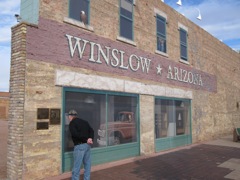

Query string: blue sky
166 0 240 49
0 0 239 92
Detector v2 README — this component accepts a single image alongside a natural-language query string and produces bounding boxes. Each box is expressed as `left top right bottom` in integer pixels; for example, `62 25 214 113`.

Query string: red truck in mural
97 111 136 146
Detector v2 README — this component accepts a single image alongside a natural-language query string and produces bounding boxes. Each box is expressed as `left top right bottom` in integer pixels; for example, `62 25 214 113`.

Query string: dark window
64 89 138 152
156 15 167 53
120 0 133 40
69 0 90 24
180 28 188 60
155 98 190 138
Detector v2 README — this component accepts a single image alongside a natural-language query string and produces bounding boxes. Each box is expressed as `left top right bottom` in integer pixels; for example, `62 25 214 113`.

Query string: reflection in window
120 0 134 40
69 0 90 24
155 98 190 139
64 90 138 152
106 95 137 146
156 15 167 53
64 92 106 152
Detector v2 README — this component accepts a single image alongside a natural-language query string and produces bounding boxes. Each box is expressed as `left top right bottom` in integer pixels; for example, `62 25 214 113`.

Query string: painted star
156 64 163 75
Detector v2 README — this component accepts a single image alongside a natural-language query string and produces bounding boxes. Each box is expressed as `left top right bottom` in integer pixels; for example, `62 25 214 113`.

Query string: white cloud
0 0 20 15
179 0 240 45
200 2 240 41
0 0 21 43
0 0 20 92
0 46 10 92
0 25 12 43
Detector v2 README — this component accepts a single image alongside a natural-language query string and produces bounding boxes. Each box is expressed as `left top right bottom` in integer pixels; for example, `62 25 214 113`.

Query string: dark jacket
69 117 94 146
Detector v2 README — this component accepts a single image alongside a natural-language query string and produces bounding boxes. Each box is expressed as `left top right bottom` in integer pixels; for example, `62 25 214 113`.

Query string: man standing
68 109 94 180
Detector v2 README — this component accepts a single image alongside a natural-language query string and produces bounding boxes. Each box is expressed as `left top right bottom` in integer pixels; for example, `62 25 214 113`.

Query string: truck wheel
113 134 121 145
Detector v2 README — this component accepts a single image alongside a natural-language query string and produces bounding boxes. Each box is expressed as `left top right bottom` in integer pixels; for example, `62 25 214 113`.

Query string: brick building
8 0 240 179
0 92 9 120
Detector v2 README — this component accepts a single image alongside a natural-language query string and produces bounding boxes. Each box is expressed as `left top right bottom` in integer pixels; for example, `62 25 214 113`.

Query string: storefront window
64 90 138 152
64 91 106 151
155 98 190 138
106 95 137 146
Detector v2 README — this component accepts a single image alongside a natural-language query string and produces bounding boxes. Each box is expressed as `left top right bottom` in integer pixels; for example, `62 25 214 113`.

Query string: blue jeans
72 143 91 180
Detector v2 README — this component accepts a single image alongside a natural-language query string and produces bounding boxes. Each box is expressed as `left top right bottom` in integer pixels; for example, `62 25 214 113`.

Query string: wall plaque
50 108 61 125
37 108 49 119
37 122 49 130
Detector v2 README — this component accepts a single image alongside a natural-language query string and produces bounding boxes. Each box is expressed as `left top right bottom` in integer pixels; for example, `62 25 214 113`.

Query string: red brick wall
0 92 9 120
26 17 217 92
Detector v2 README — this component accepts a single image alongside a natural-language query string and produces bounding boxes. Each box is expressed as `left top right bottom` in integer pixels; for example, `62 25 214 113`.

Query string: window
180 28 188 61
120 0 134 40
106 95 137 146
64 90 138 152
69 0 90 24
155 98 190 139
156 15 167 53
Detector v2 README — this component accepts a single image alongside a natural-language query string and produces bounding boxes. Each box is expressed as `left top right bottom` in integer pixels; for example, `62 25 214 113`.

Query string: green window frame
156 14 167 53
62 87 140 172
69 0 90 24
180 28 188 61
119 0 134 40
63 88 139 151
155 97 191 139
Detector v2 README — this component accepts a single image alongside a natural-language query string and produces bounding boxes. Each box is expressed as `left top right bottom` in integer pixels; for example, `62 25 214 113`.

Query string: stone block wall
140 95 155 155
22 59 62 179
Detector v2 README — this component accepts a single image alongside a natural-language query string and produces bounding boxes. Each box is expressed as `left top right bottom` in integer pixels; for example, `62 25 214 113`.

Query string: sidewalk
1 119 240 180
0 120 7 180
48 135 240 180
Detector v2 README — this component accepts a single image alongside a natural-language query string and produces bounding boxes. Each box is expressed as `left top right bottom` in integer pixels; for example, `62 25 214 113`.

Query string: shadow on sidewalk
51 135 240 180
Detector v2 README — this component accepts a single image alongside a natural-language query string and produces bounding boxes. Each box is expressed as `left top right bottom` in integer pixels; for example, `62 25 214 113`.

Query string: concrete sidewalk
0 120 7 180
1 119 240 180
47 135 240 180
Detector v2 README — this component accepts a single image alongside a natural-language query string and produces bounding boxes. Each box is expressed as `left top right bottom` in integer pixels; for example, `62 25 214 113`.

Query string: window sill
179 59 189 65
63 17 94 32
117 36 136 46
155 50 169 58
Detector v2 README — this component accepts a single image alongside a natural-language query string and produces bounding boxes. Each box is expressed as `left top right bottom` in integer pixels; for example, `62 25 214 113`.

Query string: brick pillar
7 23 27 180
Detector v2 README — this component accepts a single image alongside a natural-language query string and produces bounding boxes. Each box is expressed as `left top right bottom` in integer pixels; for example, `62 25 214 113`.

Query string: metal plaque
37 122 49 130
37 108 49 119
50 109 61 125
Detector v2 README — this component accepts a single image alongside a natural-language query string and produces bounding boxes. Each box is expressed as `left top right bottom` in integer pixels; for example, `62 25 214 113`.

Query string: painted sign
26 18 216 92
66 34 203 87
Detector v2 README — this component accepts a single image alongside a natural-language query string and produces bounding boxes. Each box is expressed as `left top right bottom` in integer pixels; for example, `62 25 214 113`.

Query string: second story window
120 0 133 40
69 0 90 25
180 28 188 61
156 15 167 53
